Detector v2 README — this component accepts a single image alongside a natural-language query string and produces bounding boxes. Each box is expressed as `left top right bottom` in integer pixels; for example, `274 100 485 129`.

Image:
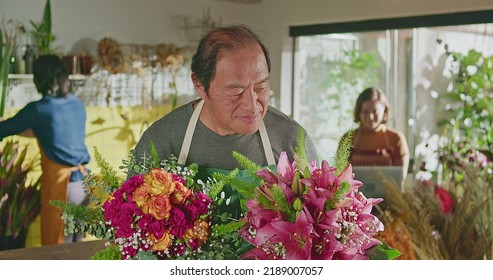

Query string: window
290 10 493 176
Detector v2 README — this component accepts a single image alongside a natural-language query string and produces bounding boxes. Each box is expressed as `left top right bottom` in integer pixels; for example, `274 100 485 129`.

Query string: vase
0 230 27 251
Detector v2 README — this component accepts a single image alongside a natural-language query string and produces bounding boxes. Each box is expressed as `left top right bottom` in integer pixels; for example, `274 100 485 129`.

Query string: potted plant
30 0 58 56
1 20 41 251
0 139 41 250
1 21 14 117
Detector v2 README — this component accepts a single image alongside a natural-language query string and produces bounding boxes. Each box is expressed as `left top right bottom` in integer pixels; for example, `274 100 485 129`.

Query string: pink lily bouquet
237 150 391 260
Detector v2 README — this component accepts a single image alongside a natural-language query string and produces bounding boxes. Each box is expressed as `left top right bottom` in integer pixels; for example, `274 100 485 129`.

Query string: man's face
195 45 270 135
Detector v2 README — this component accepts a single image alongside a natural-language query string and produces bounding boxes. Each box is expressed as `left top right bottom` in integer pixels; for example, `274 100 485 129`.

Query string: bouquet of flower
52 144 245 260
101 168 212 259
210 130 399 260
237 152 385 260
52 131 398 260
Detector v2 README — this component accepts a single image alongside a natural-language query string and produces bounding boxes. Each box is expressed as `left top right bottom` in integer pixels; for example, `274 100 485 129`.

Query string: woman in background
339 86 409 179
0 55 90 245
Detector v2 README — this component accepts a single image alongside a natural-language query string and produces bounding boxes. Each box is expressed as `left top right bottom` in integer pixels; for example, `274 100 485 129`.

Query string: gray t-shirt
133 99 318 170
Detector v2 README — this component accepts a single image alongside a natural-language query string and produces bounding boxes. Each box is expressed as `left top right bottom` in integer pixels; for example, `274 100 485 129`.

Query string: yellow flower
149 231 172 251
144 169 176 196
132 184 150 212
170 182 192 205
183 219 210 247
147 193 172 220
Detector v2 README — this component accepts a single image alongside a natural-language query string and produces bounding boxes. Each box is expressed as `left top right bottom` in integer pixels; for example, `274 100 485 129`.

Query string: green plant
299 48 380 158
30 0 58 56
1 19 27 117
0 25 11 118
0 139 41 239
437 40 493 161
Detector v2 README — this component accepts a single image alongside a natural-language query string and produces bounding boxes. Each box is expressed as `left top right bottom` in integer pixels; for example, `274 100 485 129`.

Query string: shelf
8 74 88 80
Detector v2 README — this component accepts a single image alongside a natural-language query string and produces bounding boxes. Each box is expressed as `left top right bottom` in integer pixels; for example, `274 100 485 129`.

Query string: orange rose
144 169 176 196
170 182 192 205
183 219 210 247
132 184 150 211
149 231 172 251
147 193 172 220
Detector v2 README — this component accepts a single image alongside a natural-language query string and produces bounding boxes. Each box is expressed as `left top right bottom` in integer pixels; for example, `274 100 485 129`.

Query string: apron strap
259 121 275 165
178 98 275 166
178 99 204 165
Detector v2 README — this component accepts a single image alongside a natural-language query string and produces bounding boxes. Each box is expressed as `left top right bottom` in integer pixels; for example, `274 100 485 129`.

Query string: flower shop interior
1 0 493 261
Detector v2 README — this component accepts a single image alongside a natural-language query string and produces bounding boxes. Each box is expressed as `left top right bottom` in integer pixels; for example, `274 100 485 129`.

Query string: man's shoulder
149 100 194 127
265 106 298 126
264 106 306 137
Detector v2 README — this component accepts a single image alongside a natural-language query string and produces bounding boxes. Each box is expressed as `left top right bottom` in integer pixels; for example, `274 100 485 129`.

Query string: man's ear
191 72 207 99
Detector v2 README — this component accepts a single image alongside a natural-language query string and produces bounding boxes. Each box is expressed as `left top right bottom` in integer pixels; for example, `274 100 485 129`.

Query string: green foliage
271 185 296 222
0 20 23 117
50 199 110 239
30 0 58 55
294 127 308 170
90 245 122 260
184 231 250 260
212 220 246 237
334 130 353 175
301 48 380 139
0 139 41 237
232 151 261 178
325 181 350 211
148 141 161 169
213 169 254 199
367 242 402 260
93 146 121 191
203 176 225 201
438 40 493 159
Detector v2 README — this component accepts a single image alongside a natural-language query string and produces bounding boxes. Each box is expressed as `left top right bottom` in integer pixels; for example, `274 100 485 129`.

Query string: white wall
2 0 493 112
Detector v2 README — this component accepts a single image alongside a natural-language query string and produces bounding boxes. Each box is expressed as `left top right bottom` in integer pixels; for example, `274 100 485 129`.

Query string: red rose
434 187 454 213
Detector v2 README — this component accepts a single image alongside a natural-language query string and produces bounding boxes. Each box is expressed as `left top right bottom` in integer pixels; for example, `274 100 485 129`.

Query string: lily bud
292 197 303 211
291 171 302 195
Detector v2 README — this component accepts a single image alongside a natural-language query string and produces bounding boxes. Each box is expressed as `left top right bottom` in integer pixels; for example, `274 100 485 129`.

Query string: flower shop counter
0 240 106 260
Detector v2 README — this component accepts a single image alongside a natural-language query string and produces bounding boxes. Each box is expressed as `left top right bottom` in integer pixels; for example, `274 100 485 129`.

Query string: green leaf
367 242 402 260
334 130 353 175
90 245 122 260
232 151 261 177
294 127 308 170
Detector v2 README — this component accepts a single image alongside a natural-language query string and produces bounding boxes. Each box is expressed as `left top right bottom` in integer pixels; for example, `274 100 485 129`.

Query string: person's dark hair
191 24 271 94
33 54 70 97
353 86 390 123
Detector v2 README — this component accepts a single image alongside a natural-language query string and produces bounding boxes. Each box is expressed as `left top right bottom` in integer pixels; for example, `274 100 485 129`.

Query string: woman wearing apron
338 87 409 180
0 55 90 246
132 25 318 220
